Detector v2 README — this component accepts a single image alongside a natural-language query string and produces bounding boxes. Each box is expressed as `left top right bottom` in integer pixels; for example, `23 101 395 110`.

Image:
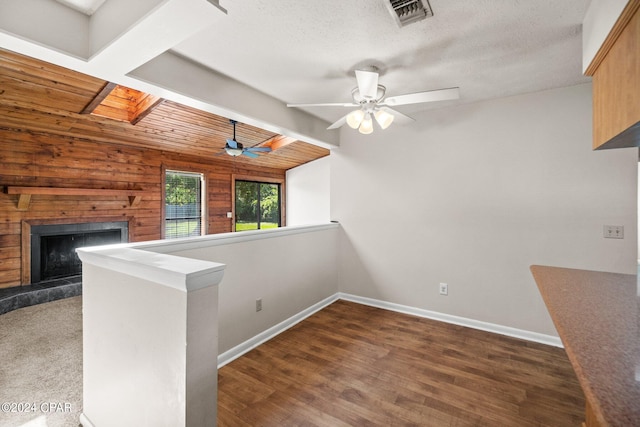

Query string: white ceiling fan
287 68 459 134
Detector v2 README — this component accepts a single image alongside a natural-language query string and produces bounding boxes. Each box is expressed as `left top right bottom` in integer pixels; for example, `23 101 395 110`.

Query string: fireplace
30 221 128 284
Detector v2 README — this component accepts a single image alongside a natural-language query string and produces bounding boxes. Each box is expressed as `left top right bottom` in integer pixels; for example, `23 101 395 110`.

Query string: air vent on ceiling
385 0 433 28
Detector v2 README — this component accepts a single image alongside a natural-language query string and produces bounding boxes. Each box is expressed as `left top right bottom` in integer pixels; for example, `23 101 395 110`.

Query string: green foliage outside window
235 180 280 231
165 171 202 239
166 173 199 205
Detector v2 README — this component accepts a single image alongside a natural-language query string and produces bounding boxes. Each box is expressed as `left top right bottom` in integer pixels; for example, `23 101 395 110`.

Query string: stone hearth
0 276 81 315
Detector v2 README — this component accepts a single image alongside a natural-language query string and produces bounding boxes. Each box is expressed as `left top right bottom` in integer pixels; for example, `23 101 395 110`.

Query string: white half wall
286 157 331 226
331 83 638 337
142 224 340 354
77 247 224 427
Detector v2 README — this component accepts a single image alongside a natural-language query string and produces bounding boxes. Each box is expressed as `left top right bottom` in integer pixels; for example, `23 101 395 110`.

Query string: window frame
231 174 285 232
162 166 207 239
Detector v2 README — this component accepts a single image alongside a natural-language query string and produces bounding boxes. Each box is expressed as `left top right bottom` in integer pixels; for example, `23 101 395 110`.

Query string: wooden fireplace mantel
6 186 152 210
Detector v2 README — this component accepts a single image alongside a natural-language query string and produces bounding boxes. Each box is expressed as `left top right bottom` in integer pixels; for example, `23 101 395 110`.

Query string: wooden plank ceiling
0 49 329 170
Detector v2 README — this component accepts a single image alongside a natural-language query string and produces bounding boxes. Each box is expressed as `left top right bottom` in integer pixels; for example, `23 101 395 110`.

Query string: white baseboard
217 293 340 368
217 292 562 369
338 293 563 348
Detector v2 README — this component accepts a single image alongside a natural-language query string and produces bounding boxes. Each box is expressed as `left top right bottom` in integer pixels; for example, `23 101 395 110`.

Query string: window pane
260 183 280 229
165 171 202 239
235 180 280 232
235 181 258 231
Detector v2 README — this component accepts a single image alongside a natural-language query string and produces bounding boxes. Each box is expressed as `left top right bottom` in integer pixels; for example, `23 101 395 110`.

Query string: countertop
530 265 640 427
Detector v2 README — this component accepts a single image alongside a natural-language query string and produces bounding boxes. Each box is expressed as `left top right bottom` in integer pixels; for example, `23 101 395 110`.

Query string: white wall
286 157 331 226
156 226 339 353
331 83 638 336
582 0 628 72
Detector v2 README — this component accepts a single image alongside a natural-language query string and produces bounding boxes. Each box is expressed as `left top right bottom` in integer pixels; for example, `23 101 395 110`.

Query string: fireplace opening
31 222 128 284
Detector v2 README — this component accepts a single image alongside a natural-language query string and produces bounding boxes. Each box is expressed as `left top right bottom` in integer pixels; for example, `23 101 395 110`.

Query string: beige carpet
0 297 82 427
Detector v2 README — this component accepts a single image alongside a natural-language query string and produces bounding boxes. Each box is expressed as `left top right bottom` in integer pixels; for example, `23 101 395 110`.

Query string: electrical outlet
439 283 448 296
604 225 624 239
256 298 262 312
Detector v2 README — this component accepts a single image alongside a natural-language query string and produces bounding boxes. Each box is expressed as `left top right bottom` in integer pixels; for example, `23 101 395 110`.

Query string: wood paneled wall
0 128 285 288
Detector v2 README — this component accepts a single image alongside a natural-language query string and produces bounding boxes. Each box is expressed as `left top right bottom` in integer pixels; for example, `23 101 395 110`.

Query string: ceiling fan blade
226 138 238 149
287 102 358 108
379 106 415 125
355 70 379 99
242 150 259 158
327 114 348 130
383 87 460 106
246 147 272 152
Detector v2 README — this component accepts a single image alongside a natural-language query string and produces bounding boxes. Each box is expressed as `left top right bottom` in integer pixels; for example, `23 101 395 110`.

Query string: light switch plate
439 283 448 296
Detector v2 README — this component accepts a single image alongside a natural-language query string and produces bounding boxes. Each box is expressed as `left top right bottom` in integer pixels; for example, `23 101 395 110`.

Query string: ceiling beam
130 51 339 148
0 0 338 149
0 0 226 80
258 135 298 151
80 81 117 114
131 96 164 125
88 0 227 77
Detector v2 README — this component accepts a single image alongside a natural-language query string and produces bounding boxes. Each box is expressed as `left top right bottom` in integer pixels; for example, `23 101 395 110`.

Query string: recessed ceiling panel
55 0 108 15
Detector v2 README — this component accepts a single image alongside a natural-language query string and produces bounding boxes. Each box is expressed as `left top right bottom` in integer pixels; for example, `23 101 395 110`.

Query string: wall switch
439 283 448 296
604 225 624 239
256 298 262 312
226 212 233 218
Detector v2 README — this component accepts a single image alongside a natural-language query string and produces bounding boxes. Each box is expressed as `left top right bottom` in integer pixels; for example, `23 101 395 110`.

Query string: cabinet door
592 4 640 149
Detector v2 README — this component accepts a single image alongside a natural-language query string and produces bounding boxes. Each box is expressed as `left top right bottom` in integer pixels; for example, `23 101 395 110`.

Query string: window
234 180 281 231
164 170 204 239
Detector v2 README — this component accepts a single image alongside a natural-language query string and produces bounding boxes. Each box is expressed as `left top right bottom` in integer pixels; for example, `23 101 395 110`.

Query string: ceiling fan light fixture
374 109 394 129
358 113 374 134
346 109 365 129
225 147 243 156
287 67 459 133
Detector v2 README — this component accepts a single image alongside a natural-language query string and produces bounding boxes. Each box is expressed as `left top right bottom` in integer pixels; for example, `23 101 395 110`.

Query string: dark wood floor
217 300 585 426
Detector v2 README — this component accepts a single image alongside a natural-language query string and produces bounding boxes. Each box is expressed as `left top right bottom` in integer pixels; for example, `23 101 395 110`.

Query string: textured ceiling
0 0 591 142
173 0 591 123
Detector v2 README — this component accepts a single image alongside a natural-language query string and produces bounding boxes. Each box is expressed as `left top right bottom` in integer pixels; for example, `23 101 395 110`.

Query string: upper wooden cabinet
586 0 640 150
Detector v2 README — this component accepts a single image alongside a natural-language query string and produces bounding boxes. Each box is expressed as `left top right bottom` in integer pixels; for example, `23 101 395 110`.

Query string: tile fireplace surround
0 220 128 315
